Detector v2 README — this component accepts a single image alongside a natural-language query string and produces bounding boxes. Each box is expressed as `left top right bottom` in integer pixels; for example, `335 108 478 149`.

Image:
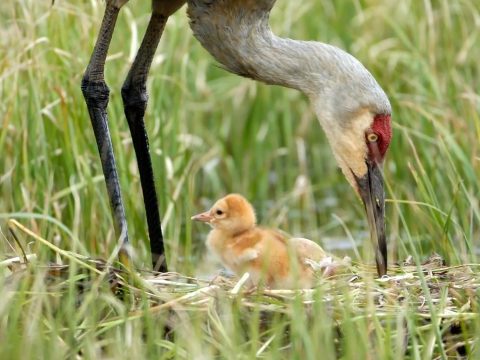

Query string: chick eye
367 133 379 142
215 209 224 216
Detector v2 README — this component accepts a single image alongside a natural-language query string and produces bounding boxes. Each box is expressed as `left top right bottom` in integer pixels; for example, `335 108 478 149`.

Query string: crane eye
215 209 224 216
367 133 378 142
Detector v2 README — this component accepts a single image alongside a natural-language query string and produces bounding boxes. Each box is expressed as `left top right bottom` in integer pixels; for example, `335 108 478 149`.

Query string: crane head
320 110 392 277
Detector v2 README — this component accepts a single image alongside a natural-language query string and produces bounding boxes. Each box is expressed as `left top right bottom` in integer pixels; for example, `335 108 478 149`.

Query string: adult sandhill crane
82 0 392 276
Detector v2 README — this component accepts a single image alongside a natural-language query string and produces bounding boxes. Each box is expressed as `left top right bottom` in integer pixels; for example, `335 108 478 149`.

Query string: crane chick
192 194 345 289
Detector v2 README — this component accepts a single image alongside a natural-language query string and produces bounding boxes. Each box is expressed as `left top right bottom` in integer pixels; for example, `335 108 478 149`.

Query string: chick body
192 194 333 288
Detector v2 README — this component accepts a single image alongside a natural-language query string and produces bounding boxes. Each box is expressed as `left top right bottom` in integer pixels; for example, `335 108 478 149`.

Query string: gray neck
187 0 391 116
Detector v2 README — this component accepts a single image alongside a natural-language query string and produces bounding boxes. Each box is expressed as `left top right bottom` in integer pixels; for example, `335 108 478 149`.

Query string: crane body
81 0 392 276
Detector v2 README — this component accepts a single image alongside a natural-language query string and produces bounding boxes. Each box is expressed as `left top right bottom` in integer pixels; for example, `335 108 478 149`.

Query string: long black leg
81 1 131 264
121 14 167 272
121 0 185 272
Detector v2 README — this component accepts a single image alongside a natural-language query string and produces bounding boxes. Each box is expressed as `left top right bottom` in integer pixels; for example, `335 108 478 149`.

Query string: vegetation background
0 0 479 358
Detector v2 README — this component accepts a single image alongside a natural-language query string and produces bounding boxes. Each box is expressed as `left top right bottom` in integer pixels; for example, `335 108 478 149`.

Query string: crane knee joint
121 83 148 108
81 78 110 108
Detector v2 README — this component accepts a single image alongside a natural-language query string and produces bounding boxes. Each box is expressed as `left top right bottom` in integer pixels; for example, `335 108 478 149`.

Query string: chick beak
355 160 387 277
191 211 213 223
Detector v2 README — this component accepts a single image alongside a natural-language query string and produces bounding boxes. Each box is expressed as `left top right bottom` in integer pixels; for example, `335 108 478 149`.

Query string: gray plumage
81 0 390 276
187 0 391 123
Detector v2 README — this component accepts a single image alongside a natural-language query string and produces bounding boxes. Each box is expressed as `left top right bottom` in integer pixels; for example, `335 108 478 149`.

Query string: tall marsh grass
0 0 479 358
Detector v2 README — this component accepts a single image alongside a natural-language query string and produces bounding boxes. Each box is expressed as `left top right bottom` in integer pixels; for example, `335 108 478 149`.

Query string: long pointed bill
355 161 387 277
191 211 213 223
